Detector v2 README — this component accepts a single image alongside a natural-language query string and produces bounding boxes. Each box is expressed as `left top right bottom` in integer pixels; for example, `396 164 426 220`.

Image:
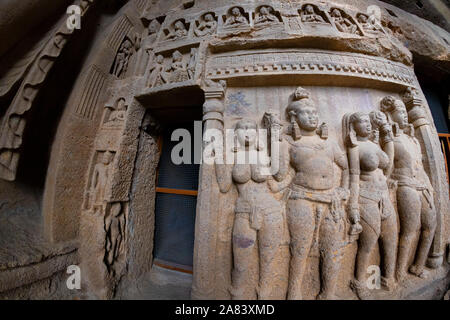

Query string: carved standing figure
164 50 189 83
90 151 114 213
380 96 437 280
194 13 217 37
187 48 197 80
224 7 249 27
255 6 279 25
215 118 289 300
330 9 358 34
276 87 350 300
105 202 126 274
343 112 398 299
147 19 161 43
112 39 133 78
147 54 165 87
301 5 325 23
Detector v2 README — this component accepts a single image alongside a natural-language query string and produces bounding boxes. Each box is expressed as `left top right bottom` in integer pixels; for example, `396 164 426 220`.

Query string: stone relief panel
300 3 330 25
194 12 218 37
105 201 128 276
329 8 361 35
254 5 282 27
223 6 250 29
205 49 416 87
145 47 198 89
356 13 385 36
84 150 116 213
102 98 129 129
111 38 135 78
208 84 447 300
379 96 437 281
163 19 190 41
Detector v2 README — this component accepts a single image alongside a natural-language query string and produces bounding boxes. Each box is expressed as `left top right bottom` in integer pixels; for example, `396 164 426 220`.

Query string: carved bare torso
288 135 337 190
358 140 389 188
392 133 430 187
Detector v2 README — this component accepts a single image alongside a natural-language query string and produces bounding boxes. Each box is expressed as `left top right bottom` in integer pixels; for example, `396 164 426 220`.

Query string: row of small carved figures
207 62 414 83
146 4 386 42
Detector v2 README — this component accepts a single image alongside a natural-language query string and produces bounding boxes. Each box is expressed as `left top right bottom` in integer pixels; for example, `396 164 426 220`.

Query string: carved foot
395 269 408 283
316 292 339 300
287 288 303 300
409 265 430 279
350 279 371 300
381 277 396 291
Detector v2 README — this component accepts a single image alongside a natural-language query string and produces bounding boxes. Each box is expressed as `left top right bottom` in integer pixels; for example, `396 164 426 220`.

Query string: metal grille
153 124 200 268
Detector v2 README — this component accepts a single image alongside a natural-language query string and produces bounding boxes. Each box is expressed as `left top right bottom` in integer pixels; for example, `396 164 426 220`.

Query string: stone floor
121 265 192 300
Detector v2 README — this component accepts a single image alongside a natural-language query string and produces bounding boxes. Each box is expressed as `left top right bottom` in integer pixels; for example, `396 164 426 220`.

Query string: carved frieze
206 49 415 87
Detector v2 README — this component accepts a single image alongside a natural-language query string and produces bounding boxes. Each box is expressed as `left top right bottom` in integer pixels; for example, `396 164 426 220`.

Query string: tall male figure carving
380 96 437 280
278 87 351 300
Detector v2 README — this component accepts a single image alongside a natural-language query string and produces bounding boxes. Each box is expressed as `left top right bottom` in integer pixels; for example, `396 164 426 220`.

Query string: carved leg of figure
286 199 315 300
352 199 380 299
409 192 437 279
231 214 258 300
380 209 398 291
258 209 288 300
396 186 421 282
317 205 345 300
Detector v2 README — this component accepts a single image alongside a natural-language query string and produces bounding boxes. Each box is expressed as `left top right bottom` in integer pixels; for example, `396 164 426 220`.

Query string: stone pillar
402 87 448 268
191 82 226 300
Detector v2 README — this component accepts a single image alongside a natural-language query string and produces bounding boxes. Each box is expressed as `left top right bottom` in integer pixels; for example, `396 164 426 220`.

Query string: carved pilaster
402 87 448 268
191 81 226 300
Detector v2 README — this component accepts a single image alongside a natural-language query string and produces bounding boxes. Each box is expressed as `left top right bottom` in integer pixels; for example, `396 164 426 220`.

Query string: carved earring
232 134 239 152
348 123 358 147
371 129 380 144
392 122 400 137
289 111 301 141
317 122 328 140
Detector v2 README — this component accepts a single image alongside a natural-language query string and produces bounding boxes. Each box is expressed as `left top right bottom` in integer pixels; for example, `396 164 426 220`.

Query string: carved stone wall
0 0 448 299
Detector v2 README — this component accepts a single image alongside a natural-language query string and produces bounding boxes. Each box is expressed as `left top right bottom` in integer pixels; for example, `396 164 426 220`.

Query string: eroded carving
224 7 249 28
277 87 350 300
380 96 437 281
112 38 134 78
88 151 115 214
103 98 128 128
194 12 217 37
300 4 328 24
215 117 288 300
357 13 384 35
254 6 281 25
105 202 127 275
343 111 398 299
165 50 190 83
147 19 161 44
147 54 166 88
164 19 189 40
329 8 360 35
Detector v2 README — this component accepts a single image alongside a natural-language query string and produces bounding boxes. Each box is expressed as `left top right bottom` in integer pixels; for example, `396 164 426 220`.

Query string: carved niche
254 5 282 26
223 6 250 30
299 4 330 25
85 150 116 215
111 32 142 79
146 47 198 88
356 13 385 36
164 19 190 40
329 8 361 35
194 12 218 37
102 97 128 129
